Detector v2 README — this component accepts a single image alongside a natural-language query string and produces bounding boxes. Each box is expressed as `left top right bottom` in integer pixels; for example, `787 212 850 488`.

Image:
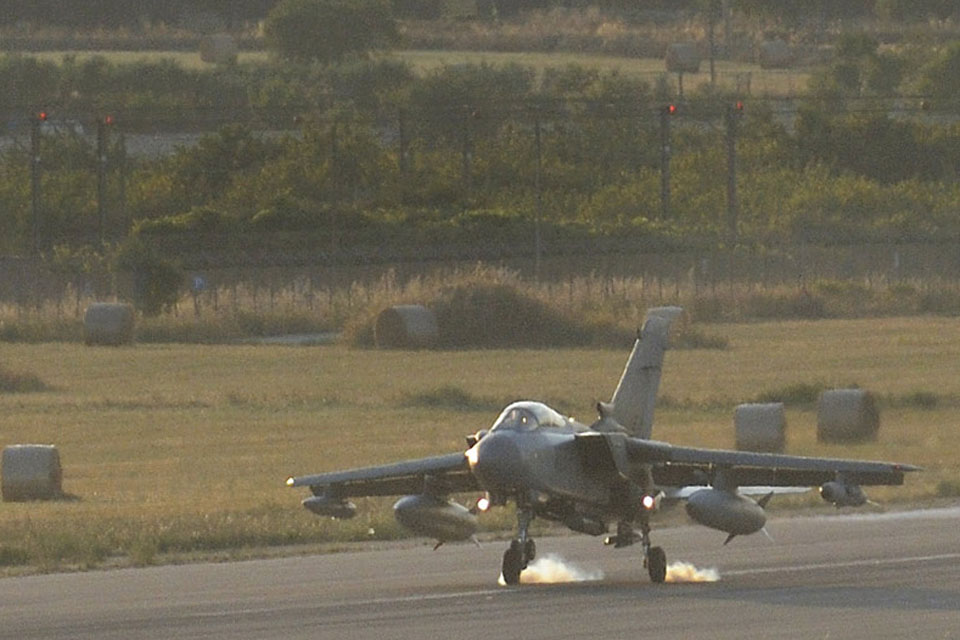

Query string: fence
2 241 958 314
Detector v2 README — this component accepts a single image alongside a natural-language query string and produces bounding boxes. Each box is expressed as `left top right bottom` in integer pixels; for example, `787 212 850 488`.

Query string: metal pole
534 117 543 281
462 107 472 199
118 130 127 231
398 109 408 175
30 115 42 255
659 108 671 220
708 12 716 87
726 104 739 244
97 119 108 246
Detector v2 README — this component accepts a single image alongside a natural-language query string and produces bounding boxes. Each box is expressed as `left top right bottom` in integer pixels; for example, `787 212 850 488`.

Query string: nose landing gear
501 509 535 585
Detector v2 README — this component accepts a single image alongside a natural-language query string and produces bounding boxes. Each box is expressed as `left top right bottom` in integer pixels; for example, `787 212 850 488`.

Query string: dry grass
0 315 956 572
24 48 809 97
392 50 811 96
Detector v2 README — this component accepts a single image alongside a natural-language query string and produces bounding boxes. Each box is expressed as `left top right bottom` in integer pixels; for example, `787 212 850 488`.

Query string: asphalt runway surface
2 507 959 640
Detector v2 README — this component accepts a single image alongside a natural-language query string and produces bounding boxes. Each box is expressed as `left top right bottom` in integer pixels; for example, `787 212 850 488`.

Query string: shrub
432 282 592 348
754 381 829 406
114 238 184 317
936 478 960 498
0 366 48 393
264 0 398 64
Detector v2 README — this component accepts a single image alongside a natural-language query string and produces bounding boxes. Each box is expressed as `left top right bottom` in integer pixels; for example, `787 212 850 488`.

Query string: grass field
0 315 957 572
27 49 810 96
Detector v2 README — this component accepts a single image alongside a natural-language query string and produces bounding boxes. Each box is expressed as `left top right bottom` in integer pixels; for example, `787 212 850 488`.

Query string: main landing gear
605 519 667 583
501 509 535 585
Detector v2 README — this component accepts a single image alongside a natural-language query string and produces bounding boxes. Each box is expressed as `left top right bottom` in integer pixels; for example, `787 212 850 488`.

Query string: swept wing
628 438 919 488
286 452 476 497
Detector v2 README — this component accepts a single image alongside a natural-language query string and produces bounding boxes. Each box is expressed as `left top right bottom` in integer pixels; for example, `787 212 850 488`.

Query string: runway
2 507 959 640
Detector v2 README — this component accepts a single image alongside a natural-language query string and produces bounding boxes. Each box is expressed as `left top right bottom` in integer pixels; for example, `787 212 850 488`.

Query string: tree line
3 53 960 263
1 0 955 30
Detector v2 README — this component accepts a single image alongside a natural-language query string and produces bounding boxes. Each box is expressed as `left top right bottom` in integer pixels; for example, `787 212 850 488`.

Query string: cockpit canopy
489 401 569 433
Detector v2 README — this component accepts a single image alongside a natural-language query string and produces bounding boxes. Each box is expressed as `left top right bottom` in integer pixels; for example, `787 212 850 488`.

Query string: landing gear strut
639 518 666 583
501 509 535 585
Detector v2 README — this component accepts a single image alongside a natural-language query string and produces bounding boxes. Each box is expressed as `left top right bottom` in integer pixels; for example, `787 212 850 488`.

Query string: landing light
285 477 295 486
641 494 656 510
476 497 491 512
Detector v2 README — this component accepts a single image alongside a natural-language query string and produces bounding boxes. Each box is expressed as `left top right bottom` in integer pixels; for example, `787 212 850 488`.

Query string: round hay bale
84 302 135 346
200 33 238 65
817 389 880 443
2 445 62 501
665 43 701 73
374 305 438 349
758 40 794 69
735 403 786 453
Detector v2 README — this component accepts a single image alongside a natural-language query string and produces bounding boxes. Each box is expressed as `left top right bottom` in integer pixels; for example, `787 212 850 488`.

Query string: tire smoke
665 561 720 582
498 553 604 585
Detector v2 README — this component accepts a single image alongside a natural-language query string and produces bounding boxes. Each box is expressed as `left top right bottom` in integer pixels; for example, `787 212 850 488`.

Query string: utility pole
97 115 114 246
534 116 543 281
31 111 46 255
726 102 743 244
461 107 473 199
659 105 675 220
397 109 409 175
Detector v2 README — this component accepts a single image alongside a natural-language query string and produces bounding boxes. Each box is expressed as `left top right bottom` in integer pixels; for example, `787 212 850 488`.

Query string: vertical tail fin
606 307 680 439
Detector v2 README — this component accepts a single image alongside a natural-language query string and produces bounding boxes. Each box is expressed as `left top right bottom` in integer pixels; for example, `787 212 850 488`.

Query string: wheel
502 545 523 585
647 546 667 584
524 538 536 564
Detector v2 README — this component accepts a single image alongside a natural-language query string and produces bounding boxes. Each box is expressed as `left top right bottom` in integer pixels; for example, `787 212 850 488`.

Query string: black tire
524 538 536 564
648 546 667 583
502 545 523 585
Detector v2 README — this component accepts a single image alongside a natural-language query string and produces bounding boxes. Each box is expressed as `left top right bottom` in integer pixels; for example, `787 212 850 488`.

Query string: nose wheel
501 508 535 585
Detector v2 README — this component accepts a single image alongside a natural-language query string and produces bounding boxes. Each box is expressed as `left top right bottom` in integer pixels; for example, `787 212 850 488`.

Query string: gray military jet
287 307 919 584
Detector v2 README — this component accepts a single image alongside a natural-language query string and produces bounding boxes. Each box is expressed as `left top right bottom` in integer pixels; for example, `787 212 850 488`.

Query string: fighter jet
286 307 919 584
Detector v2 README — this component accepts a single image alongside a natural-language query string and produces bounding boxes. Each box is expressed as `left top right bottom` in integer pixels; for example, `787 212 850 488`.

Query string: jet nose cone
467 432 525 491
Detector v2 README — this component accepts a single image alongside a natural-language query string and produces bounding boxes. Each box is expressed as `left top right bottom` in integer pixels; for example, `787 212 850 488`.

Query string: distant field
393 50 811 96
0 315 955 572
26 49 810 96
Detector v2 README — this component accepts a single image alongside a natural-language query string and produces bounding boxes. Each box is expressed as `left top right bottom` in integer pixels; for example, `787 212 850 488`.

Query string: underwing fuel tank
820 481 868 507
393 494 479 542
302 495 357 519
685 489 766 536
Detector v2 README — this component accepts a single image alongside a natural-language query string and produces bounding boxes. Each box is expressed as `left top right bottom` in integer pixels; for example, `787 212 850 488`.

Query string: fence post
31 113 44 255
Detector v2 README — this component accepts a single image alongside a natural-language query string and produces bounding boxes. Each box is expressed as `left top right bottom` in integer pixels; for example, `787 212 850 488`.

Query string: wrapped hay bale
758 40 794 69
84 303 135 346
374 305 438 349
200 33 238 65
735 403 786 453
665 43 701 73
2 445 62 501
817 389 879 443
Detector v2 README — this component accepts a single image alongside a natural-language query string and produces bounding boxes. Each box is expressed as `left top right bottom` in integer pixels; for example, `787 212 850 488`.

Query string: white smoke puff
498 553 604 586
665 561 720 583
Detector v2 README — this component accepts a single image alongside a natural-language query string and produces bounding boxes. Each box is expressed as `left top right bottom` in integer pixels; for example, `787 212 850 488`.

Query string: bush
0 366 48 393
264 0 398 64
753 381 829 406
114 238 184 316
432 282 592 348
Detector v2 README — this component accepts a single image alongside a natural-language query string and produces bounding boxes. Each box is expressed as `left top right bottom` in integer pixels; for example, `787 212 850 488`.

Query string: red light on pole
667 104 677 115
37 111 48 121
734 100 744 112
104 115 115 125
